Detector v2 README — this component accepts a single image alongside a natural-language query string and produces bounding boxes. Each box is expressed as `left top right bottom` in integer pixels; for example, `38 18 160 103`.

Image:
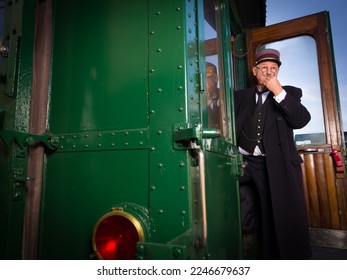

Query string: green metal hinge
0 129 59 150
0 107 59 150
0 108 58 201
0 128 59 201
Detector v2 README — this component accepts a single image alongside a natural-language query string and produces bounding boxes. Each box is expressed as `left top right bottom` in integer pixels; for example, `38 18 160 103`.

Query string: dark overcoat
234 85 312 259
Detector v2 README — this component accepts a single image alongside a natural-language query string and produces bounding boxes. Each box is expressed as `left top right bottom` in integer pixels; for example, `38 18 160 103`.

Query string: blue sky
266 0 347 131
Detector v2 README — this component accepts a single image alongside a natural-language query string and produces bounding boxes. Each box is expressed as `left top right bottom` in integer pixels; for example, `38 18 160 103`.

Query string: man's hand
263 76 283 96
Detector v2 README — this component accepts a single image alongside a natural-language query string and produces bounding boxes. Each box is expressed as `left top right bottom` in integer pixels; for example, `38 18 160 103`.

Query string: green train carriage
1 0 346 260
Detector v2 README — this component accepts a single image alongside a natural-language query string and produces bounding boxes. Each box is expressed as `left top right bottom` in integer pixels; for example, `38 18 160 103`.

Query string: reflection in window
203 0 229 137
265 37 326 145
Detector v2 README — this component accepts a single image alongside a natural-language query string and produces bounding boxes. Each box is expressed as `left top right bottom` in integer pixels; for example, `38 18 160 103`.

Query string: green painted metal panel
49 0 148 133
39 150 149 259
39 0 152 259
0 0 36 259
147 0 192 244
204 151 242 259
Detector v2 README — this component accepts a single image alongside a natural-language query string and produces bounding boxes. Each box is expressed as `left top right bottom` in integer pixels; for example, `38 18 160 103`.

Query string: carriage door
194 0 243 258
246 12 347 248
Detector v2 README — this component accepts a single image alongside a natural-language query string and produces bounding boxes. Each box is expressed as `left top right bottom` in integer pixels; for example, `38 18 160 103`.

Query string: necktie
256 91 263 110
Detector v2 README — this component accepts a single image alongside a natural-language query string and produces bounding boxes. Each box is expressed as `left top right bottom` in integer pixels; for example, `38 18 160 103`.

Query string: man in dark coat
234 48 312 259
206 62 221 129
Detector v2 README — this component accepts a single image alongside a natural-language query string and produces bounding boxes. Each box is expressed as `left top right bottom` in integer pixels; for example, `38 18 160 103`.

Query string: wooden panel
336 179 347 229
304 153 321 227
314 153 331 228
301 151 345 229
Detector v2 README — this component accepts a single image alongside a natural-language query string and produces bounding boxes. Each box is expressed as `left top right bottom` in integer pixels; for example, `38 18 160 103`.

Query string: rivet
124 142 129 146
98 144 102 147
173 248 182 257
158 209 164 215
180 210 186 216
177 86 183 90
150 110 155 114
85 144 89 148
157 48 162 52
150 69 155 73
111 143 115 146
157 88 162 93
157 130 162 135
177 65 182 69
98 133 102 137
84 134 89 138
178 107 183 112
139 141 143 145
180 186 185 191
176 26 181 30
188 28 192 33
150 185 156 191
137 244 145 252
111 132 115 136
72 145 76 148
150 31 155 35
156 11 161 15
176 7 181 11
158 163 163 168
179 161 185 167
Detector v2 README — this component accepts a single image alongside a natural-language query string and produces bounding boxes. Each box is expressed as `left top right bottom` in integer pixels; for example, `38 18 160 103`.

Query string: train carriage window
265 36 326 145
203 0 229 137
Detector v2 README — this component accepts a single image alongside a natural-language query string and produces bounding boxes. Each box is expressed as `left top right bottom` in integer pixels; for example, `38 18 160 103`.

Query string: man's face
206 73 218 95
252 61 279 85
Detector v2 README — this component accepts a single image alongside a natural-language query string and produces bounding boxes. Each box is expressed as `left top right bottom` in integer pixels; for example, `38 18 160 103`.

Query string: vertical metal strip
198 148 207 247
192 143 207 248
22 0 52 259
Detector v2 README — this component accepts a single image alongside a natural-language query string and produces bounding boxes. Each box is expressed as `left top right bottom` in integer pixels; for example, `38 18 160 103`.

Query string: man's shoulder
283 85 301 93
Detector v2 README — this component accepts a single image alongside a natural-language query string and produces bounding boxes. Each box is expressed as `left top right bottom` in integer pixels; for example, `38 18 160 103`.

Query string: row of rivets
56 130 148 152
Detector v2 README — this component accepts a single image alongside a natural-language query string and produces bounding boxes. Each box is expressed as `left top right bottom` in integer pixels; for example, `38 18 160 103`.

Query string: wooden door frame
246 12 342 150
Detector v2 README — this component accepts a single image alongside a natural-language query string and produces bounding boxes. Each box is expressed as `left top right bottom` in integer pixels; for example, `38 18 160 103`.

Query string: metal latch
173 124 221 145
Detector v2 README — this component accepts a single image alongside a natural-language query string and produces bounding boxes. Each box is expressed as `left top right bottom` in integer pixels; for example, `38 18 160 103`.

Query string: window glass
203 0 229 137
266 36 326 145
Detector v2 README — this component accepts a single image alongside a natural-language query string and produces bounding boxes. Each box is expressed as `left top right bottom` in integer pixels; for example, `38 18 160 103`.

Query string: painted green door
199 0 243 259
